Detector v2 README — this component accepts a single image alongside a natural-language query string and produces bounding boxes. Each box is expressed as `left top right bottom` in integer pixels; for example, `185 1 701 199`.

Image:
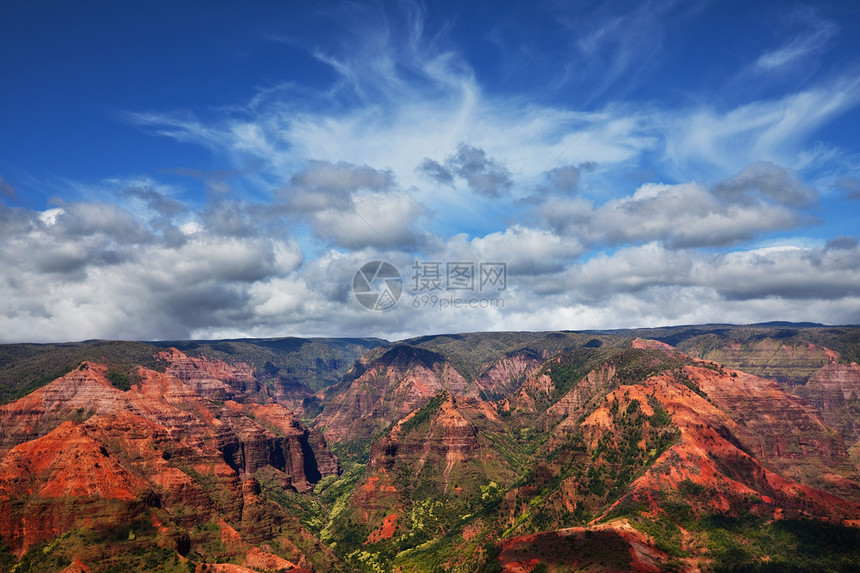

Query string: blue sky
2 0 860 342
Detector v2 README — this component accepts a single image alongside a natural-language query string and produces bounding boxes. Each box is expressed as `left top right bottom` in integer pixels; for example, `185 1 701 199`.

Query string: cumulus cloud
2 189 860 343
542 163 815 249
419 143 513 197
439 226 585 276
825 236 858 251
124 186 187 218
0 198 304 342
276 161 426 250
712 162 815 206
310 191 426 250
198 201 264 238
290 161 396 196
507 241 860 328
538 164 594 196
417 158 454 186
577 242 860 304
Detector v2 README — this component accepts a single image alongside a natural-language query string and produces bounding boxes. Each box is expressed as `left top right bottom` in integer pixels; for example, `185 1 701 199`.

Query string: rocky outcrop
794 362 860 468
0 419 153 555
61 558 92 573
0 362 125 452
506 355 617 418
593 368 860 521
546 363 617 431
471 350 543 400
219 401 339 492
268 377 315 410
631 338 675 351
314 345 468 445
371 395 486 492
557 368 860 520
160 347 256 400
349 393 515 540
498 520 672 573
490 347 860 552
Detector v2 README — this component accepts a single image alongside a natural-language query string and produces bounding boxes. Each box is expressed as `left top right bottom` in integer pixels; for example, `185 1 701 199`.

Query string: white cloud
541 163 815 250
664 77 860 177
0 200 304 342
311 191 425 250
756 8 838 70
439 226 585 276
2 191 859 342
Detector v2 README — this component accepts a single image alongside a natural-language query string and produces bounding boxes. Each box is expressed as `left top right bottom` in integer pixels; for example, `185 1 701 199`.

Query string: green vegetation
664 325 860 384
331 435 374 463
703 516 860 572
318 462 369 556
609 348 691 384
545 348 611 402
8 520 195 573
398 391 447 435
106 370 131 390
405 331 625 381
648 395 672 426
405 331 546 380
259 472 326 533
105 364 148 391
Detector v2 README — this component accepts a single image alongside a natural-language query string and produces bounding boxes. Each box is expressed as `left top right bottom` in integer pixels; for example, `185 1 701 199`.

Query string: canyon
0 324 858 572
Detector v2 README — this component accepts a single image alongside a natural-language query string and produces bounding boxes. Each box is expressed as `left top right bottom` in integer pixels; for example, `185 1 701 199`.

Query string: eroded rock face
0 362 125 452
795 362 860 468
498 520 670 573
631 338 675 351
471 350 543 399
0 420 152 554
314 345 468 445
490 347 860 563
693 339 839 386
219 401 339 492
690 364 860 500
543 367 860 527
160 348 256 400
0 354 338 557
371 395 484 490
350 394 514 540
547 363 617 430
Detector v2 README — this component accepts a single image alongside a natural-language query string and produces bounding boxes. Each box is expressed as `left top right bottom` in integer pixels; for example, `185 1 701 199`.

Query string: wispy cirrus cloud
756 7 838 70
662 75 860 178
548 0 700 103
